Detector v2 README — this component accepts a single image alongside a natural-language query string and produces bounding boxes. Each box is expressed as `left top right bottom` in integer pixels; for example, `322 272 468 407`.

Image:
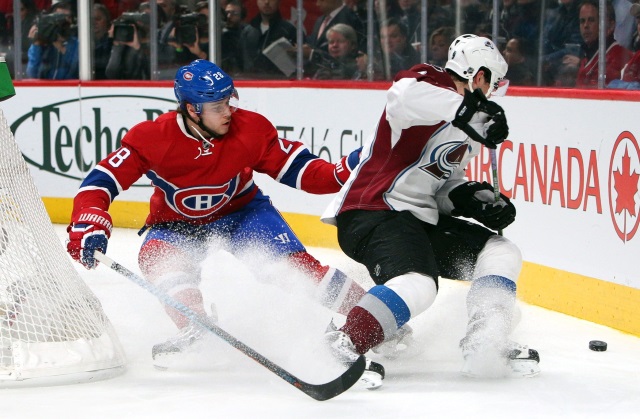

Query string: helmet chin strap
196 117 223 139
184 112 223 145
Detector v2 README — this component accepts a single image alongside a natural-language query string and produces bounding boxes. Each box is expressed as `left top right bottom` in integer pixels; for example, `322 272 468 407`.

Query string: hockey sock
467 275 516 314
341 284 413 354
288 252 366 315
341 306 385 354
465 275 516 347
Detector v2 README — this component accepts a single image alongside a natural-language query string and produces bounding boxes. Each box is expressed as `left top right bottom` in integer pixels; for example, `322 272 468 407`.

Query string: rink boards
5 81 640 337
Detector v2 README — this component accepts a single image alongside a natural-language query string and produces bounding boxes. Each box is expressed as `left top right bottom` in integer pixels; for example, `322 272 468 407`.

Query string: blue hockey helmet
174 60 238 114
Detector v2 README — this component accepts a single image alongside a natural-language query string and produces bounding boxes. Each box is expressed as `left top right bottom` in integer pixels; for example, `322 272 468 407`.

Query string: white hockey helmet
445 34 509 97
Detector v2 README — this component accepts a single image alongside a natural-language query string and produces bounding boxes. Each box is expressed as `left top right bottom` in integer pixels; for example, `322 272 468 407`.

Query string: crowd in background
0 0 639 88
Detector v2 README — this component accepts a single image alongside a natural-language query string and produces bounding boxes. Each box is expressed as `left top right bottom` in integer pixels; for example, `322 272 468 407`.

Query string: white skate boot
325 328 385 390
371 323 417 359
152 304 218 370
459 310 540 378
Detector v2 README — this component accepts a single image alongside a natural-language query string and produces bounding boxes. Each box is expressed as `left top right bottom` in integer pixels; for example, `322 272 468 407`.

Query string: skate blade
507 359 541 378
360 370 383 390
462 357 540 378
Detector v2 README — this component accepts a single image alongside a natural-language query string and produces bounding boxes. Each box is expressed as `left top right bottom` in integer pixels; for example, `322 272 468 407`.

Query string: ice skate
503 341 540 377
325 328 385 390
460 335 540 378
371 323 419 359
460 305 540 378
152 304 218 370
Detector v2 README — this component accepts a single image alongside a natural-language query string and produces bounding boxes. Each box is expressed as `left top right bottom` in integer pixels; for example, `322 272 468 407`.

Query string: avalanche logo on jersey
419 141 469 180
147 170 239 218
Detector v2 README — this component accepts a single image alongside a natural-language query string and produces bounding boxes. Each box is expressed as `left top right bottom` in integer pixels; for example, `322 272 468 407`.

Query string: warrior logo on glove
67 208 113 269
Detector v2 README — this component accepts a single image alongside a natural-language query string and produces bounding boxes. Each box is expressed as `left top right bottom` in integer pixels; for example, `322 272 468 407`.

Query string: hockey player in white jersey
321 34 540 385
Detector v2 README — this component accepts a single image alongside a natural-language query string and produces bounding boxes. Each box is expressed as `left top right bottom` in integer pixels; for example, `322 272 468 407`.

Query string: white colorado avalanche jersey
322 63 491 226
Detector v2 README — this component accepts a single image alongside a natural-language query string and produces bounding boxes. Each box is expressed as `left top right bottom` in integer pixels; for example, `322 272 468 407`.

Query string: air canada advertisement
3 85 640 291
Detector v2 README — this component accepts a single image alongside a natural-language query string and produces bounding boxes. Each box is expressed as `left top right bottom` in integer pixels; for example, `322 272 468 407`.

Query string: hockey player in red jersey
66 59 380 370
322 35 540 385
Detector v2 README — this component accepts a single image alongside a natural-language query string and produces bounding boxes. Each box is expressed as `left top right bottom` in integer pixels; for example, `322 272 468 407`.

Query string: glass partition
2 0 638 89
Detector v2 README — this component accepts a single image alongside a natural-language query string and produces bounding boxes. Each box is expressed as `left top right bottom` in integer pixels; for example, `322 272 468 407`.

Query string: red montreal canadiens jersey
322 63 491 226
73 109 345 225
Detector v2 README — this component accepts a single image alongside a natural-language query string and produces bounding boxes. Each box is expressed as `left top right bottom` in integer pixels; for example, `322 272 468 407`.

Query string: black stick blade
298 355 366 401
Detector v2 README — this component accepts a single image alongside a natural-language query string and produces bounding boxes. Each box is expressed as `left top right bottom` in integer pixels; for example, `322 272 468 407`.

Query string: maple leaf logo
613 146 639 217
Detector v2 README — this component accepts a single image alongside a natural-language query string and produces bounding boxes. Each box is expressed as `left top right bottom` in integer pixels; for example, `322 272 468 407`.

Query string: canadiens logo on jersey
419 141 469 180
147 170 239 218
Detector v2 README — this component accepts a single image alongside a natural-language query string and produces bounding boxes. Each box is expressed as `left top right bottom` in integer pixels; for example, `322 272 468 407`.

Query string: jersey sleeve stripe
94 165 125 193
274 145 304 182
78 166 122 200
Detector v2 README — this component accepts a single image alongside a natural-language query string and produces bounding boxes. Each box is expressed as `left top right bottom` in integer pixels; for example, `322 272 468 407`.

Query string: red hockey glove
334 147 362 185
67 208 113 269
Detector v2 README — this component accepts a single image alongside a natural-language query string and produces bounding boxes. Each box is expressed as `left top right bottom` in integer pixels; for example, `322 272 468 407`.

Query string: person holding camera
105 8 151 80
167 11 209 65
26 3 78 79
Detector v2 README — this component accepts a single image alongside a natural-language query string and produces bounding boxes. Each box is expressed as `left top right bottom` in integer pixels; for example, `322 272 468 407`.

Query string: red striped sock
341 306 385 354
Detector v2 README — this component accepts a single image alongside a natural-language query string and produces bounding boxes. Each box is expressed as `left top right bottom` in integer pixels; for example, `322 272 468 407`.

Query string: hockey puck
589 340 607 351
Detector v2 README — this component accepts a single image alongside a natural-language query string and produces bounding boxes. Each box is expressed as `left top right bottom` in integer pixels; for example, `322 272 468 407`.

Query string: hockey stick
488 147 503 236
94 251 365 401
456 122 504 236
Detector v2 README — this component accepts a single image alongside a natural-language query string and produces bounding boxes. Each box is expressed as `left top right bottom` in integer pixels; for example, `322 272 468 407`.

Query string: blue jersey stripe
80 169 120 200
279 149 317 189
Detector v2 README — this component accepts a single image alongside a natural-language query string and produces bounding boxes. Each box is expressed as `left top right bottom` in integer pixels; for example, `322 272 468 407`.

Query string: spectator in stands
156 0 179 75
612 0 636 50
169 8 209 64
462 0 491 34
11 0 39 71
632 2 640 51
97 0 141 19
306 23 364 80
240 0 297 78
504 36 535 85
482 0 539 65
93 3 112 80
50 1 75 15
221 0 247 76
306 0 365 54
344 0 369 25
428 25 455 67
559 0 631 87
379 17 420 79
26 2 78 79
194 1 208 16
609 3 640 89
105 4 151 79
405 1 453 49
541 0 582 85
394 0 420 43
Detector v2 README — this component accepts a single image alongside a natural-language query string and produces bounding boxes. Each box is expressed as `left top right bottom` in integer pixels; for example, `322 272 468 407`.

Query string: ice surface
3 225 638 419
